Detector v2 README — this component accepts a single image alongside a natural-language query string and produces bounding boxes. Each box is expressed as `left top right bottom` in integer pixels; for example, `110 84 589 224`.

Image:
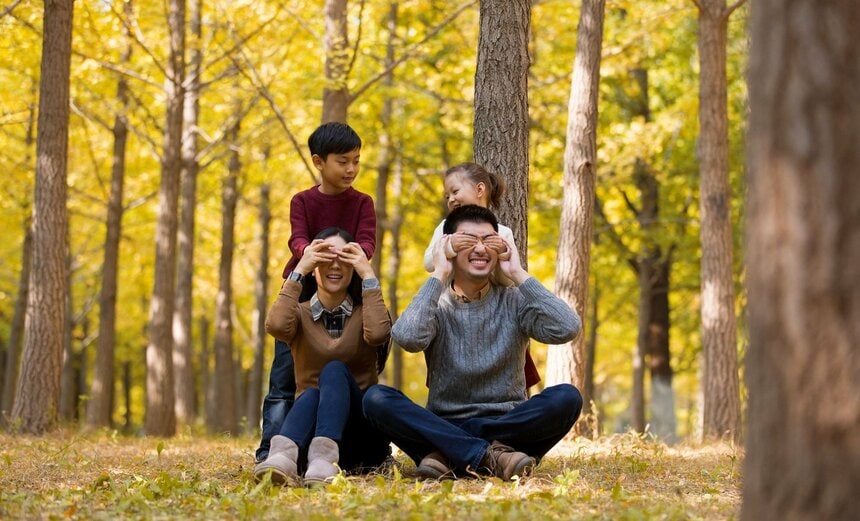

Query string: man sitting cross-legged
362 204 583 481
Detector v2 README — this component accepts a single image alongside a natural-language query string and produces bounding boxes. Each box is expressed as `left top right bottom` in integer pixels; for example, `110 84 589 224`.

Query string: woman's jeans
279 361 391 472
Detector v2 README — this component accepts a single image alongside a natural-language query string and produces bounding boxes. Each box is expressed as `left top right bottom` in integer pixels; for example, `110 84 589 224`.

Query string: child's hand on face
449 232 477 256
338 242 374 279
480 234 509 259
295 239 337 274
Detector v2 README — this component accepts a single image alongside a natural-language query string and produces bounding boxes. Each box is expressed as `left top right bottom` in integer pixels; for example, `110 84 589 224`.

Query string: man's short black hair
443 204 499 235
308 122 362 158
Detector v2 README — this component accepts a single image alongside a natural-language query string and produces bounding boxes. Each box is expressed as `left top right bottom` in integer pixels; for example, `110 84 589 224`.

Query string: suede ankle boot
303 436 340 486
254 435 299 485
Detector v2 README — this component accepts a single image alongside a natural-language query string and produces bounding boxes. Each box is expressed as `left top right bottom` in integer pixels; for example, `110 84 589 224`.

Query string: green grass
0 429 740 520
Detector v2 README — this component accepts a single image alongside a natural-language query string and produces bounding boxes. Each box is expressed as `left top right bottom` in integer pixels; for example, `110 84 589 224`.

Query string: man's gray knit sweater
392 276 580 419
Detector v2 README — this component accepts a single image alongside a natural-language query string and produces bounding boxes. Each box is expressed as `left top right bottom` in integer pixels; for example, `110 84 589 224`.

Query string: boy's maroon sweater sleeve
283 193 311 278
355 196 377 260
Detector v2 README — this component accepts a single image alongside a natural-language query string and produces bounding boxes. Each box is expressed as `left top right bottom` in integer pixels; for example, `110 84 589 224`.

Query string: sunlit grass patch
0 429 740 520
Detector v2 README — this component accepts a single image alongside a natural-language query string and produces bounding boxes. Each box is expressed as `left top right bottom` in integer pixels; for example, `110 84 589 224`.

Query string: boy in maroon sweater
256 122 377 462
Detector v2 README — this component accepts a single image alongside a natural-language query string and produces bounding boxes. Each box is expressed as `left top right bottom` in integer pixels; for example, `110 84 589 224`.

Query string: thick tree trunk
546 0 605 394
245 183 270 432
1 224 32 419
322 0 350 123
211 118 239 435
473 0 530 257
696 0 741 442
145 0 185 437
743 1 860 519
87 0 132 427
173 0 201 425
11 0 73 434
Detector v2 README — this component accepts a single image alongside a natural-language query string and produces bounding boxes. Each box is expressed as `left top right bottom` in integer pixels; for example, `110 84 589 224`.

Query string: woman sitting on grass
254 227 392 486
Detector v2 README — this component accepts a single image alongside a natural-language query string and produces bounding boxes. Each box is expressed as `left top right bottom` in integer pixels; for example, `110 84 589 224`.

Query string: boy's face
314 148 360 195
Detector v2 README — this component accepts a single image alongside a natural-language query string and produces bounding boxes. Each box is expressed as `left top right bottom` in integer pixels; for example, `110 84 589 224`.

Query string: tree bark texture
743 1 860 519
472 0 530 259
546 0 605 395
173 0 201 425
11 0 73 434
59 255 75 420
211 118 239 434
1 224 32 419
697 0 741 441
145 0 185 437
87 0 132 427
246 183 270 432
322 0 349 123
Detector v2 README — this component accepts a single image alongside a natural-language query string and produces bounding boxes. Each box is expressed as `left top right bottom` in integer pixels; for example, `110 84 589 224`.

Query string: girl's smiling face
444 171 487 211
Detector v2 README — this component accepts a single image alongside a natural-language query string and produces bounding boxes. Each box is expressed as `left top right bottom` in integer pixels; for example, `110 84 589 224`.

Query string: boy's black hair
307 122 362 159
298 227 363 305
443 204 499 235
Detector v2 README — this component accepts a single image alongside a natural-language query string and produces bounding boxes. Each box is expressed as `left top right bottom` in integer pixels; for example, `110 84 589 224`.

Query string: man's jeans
362 383 582 470
255 339 296 462
279 361 390 472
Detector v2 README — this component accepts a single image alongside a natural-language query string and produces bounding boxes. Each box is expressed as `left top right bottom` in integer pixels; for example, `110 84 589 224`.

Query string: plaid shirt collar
449 280 491 303
310 294 354 338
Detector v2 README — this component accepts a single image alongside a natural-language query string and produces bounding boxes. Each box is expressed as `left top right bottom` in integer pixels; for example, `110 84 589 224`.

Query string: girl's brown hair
444 162 506 210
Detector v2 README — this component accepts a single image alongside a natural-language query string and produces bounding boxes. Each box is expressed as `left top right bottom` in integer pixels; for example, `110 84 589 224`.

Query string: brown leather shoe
479 441 535 481
416 450 455 480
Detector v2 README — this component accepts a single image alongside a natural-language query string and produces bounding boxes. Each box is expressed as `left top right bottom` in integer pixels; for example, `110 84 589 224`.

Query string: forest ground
0 429 740 520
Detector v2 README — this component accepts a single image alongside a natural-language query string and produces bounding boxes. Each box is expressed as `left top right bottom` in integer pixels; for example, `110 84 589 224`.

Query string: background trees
0 0 751 441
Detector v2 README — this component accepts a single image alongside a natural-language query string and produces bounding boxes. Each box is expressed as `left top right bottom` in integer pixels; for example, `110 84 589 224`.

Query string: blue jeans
256 339 296 462
280 361 391 472
362 383 582 470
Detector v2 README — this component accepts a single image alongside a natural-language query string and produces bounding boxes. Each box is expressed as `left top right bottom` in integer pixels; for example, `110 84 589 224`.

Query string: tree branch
350 0 478 102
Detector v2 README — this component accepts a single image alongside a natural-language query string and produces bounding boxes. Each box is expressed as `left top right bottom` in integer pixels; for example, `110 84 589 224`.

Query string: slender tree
693 0 744 442
87 0 133 428
245 182 270 432
545 0 606 414
11 0 74 434
173 0 202 424
210 112 239 435
145 0 186 437
743 0 860 518
1 223 32 420
472 0 530 254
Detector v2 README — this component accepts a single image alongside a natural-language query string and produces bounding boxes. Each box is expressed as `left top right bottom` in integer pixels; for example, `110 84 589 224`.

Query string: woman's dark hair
298 227 364 305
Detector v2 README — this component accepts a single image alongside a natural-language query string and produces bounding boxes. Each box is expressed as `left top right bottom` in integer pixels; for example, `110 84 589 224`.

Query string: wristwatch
287 271 303 283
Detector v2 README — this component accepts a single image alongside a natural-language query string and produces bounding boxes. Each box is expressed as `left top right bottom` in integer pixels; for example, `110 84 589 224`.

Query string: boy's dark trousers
255 338 296 462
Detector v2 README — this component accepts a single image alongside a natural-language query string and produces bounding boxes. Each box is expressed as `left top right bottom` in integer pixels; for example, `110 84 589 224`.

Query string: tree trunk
87 0 132 427
11 0 74 434
472 0 530 258
322 0 350 123
387 157 404 389
211 117 239 435
743 1 860 518
59 253 75 421
696 0 741 442
631 260 649 433
1 224 32 419
647 258 676 443
173 0 201 425
545 0 605 394
145 0 185 437
199 315 214 428
372 1 397 279
245 183 270 432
